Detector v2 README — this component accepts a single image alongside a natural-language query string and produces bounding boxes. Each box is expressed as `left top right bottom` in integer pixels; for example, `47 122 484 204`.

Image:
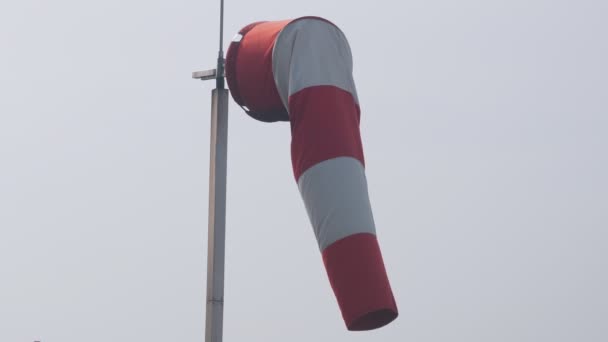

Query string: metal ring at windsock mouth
225 22 261 112
225 21 290 123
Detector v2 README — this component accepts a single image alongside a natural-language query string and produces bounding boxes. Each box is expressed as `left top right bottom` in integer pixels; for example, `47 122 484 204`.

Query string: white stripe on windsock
298 157 376 250
272 18 359 111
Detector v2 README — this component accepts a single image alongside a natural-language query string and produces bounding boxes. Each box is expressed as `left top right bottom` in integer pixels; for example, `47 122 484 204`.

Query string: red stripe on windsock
322 233 398 331
289 85 363 180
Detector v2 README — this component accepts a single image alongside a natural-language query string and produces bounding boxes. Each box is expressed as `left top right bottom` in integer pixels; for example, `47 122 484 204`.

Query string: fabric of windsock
225 17 398 331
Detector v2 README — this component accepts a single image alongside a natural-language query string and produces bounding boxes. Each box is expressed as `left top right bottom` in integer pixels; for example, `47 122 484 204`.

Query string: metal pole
204 88 229 342
219 0 224 55
216 0 225 89
193 0 228 341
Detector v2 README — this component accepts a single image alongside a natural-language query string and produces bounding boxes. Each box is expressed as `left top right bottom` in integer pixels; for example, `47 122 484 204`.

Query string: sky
1 0 607 341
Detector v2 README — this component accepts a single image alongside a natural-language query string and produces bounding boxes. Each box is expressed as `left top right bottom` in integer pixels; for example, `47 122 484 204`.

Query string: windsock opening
225 20 290 122
225 17 398 331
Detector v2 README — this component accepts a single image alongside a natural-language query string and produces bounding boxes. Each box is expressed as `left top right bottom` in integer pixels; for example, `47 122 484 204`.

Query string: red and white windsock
226 17 398 331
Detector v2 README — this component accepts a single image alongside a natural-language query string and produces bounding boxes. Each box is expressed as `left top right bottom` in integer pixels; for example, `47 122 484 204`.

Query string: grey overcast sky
1 0 607 341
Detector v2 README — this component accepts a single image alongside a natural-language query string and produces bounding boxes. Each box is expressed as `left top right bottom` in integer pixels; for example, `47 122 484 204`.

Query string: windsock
225 17 398 331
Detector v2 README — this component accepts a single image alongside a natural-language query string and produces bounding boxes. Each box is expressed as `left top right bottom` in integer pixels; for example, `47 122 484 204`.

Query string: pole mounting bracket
193 68 220 81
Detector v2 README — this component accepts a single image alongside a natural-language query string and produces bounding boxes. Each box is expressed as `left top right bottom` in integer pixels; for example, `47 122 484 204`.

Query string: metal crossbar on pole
192 0 228 341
